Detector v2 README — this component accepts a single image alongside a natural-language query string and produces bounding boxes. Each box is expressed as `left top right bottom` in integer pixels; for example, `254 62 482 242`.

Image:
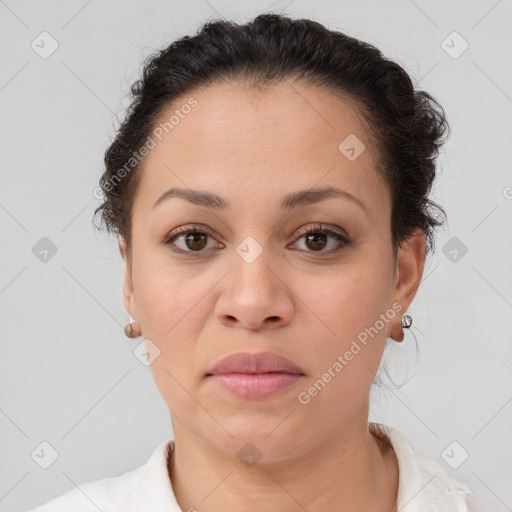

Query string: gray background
1 0 511 510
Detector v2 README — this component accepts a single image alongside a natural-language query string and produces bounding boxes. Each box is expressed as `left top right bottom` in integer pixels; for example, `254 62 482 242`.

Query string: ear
388 228 426 341
119 236 138 321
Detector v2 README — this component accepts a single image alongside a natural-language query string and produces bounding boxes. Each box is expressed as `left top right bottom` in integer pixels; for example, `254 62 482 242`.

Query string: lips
207 351 305 376
206 351 305 400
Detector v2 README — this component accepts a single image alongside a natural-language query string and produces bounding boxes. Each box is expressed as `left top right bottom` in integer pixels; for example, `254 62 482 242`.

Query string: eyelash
162 223 350 258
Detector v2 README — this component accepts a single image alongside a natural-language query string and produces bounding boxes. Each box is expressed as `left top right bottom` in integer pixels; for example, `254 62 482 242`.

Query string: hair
93 12 449 260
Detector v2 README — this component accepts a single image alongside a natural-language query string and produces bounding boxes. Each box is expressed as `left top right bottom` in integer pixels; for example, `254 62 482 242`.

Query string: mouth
206 351 305 400
207 372 304 399
207 350 305 376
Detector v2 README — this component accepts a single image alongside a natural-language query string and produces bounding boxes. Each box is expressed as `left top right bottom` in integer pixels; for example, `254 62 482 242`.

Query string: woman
29 12 473 512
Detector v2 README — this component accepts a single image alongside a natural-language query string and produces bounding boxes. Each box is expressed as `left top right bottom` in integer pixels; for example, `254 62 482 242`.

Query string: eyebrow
152 185 367 213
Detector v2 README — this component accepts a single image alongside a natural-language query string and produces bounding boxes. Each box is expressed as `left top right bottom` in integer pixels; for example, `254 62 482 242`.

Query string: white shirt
27 422 473 511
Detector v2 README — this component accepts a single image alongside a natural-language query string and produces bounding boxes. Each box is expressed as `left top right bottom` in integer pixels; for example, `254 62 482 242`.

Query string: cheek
131 245 206 336
130 252 209 406
298 261 393 340
293 259 393 394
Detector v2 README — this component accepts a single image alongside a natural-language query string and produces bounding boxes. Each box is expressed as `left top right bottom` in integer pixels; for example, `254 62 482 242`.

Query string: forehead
133 80 388 217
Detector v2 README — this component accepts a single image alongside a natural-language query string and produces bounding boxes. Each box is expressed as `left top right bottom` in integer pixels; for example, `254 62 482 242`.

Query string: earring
393 313 412 343
124 318 142 338
401 314 412 329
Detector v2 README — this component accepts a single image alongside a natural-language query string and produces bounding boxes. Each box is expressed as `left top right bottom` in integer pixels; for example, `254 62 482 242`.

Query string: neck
167 411 399 512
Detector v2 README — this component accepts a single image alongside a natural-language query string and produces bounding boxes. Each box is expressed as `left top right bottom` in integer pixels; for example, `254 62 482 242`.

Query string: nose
214 247 295 331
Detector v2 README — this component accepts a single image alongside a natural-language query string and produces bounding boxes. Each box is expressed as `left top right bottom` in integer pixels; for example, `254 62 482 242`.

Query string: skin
119 80 425 512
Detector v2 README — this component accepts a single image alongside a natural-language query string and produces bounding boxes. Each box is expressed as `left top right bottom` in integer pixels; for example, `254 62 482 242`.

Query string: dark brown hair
93 13 449 258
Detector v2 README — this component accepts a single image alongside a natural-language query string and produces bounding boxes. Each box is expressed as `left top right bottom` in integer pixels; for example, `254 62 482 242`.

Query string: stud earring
400 314 412 330
124 318 142 338
393 313 412 343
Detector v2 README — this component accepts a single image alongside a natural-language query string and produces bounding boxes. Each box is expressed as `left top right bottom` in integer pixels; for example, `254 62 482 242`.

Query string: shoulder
370 422 474 512
26 439 176 512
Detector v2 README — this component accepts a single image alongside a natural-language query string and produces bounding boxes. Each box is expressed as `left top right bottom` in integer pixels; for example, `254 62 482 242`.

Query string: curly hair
93 13 449 258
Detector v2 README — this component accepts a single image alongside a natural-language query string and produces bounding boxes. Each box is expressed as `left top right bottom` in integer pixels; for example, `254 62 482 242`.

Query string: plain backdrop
1 1 511 511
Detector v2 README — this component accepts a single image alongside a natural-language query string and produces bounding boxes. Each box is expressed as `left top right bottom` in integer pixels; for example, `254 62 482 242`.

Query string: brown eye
292 224 350 255
304 232 328 251
182 232 208 251
163 223 349 257
163 224 222 255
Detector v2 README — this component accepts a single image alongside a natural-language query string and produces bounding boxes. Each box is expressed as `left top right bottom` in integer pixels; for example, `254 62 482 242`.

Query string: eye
163 224 222 255
290 223 350 255
162 222 350 256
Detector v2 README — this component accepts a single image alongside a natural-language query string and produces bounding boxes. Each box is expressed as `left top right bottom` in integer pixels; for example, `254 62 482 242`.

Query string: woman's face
120 80 424 460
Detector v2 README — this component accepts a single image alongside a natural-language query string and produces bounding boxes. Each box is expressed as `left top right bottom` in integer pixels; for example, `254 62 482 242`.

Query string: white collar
123 423 472 511
33 423 473 511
